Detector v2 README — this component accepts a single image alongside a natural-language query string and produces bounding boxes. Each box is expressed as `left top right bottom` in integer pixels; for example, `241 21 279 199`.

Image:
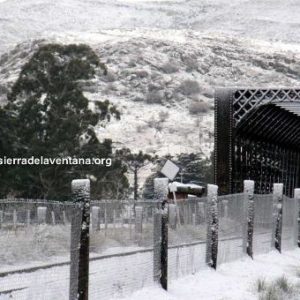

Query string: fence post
26 209 31 226
69 179 90 300
223 200 229 218
168 204 177 229
13 209 17 230
91 206 100 231
37 207 47 224
242 180 255 258
205 184 219 269
62 210 67 224
272 183 283 252
153 205 168 290
161 207 168 290
153 209 162 284
294 188 300 247
51 211 56 225
135 206 143 234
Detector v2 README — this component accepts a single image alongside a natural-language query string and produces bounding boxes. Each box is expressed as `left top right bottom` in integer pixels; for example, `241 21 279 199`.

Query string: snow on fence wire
0 180 299 300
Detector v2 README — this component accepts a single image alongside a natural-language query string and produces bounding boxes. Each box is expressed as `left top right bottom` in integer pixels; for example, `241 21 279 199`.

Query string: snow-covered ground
1 247 300 299
118 249 300 300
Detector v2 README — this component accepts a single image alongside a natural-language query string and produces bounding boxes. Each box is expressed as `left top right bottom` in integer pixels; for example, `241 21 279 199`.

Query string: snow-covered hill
0 0 299 186
0 0 300 55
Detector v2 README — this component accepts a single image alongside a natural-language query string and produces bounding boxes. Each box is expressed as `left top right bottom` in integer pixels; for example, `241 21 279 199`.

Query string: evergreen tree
116 148 156 200
0 43 128 200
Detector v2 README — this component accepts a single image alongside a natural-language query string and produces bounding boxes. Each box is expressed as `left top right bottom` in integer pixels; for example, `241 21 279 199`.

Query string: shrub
161 61 179 74
258 276 294 300
158 111 169 122
257 278 267 293
102 70 117 82
146 90 164 104
189 101 209 114
133 69 149 78
275 276 292 293
179 79 201 95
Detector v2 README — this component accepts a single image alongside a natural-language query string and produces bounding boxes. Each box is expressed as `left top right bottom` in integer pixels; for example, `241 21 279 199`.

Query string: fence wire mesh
253 194 274 255
281 195 298 251
88 200 160 299
168 198 207 280
217 193 246 266
0 199 81 300
0 190 299 300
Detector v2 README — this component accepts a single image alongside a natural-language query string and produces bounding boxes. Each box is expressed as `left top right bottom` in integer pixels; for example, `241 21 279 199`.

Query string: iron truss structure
214 88 300 196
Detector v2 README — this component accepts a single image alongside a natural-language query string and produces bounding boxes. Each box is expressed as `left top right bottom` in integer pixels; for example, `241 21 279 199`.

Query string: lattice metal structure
215 88 300 196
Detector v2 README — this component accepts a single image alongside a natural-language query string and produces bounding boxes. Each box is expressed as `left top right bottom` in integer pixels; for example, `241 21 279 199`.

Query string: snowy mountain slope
0 0 299 55
1 30 299 159
0 0 299 187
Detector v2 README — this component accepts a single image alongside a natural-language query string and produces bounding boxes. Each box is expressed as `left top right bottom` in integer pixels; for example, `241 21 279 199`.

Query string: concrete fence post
62 210 67 225
161 207 168 290
26 209 31 226
13 209 17 230
168 204 177 229
242 180 255 258
294 188 300 247
51 211 56 225
223 200 229 218
37 207 47 224
205 184 219 269
69 179 90 300
153 204 168 291
135 206 143 233
153 209 162 284
272 183 283 252
91 206 100 231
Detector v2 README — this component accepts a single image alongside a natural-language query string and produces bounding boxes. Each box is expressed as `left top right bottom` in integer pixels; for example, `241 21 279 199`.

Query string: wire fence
0 181 299 300
0 199 76 300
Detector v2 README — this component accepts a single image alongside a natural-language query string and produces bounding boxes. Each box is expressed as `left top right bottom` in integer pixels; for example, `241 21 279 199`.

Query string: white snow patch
115 249 300 300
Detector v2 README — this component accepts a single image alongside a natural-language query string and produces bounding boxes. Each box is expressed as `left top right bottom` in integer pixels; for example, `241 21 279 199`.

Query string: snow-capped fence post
242 180 255 258
294 188 300 247
271 183 283 252
205 184 219 269
153 203 168 290
69 179 90 300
